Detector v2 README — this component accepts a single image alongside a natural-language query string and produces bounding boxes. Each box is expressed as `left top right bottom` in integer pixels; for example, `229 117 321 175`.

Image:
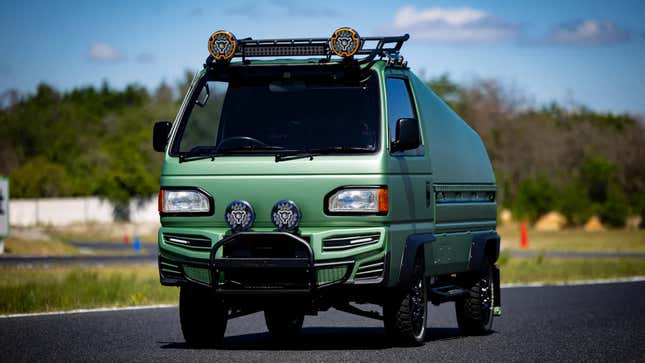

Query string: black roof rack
204 33 410 68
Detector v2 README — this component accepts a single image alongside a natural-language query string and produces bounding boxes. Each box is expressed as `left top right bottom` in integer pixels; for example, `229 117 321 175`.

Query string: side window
385 77 422 155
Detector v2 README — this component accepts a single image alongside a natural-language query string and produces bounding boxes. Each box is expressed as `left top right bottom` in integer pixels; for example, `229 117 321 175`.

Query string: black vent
159 257 182 279
322 234 380 252
163 233 211 250
355 260 384 281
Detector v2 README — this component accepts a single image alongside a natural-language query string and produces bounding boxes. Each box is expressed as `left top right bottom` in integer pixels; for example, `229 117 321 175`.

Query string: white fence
9 197 158 226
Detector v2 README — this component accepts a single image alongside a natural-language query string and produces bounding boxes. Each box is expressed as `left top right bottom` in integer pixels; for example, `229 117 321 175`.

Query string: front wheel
179 285 228 347
455 262 496 335
383 254 427 346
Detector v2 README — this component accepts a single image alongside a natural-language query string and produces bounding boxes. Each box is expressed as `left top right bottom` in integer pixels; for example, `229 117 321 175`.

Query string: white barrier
9 197 158 226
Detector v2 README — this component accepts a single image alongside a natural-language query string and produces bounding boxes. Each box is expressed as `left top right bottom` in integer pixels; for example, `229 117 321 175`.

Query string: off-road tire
383 254 427 346
264 308 305 341
455 262 495 335
179 285 228 347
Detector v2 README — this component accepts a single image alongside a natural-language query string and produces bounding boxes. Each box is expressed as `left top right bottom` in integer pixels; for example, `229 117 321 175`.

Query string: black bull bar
209 232 318 294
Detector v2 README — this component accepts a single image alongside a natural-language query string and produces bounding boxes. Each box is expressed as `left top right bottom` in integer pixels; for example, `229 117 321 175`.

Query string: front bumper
158 227 388 294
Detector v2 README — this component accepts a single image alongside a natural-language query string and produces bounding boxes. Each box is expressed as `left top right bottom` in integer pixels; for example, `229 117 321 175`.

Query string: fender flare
468 231 500 272
398 233 435 288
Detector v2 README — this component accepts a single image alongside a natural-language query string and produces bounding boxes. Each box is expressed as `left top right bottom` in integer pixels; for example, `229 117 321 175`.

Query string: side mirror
195 83 210 107
392 118 421 152
153 121 172 152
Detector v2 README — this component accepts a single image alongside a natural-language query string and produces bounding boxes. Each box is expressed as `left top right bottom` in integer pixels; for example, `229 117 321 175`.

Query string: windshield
171 72 380 156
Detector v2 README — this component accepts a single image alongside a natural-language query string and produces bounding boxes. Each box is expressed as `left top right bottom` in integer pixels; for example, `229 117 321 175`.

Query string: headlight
158 189 212 215
326 187 388 214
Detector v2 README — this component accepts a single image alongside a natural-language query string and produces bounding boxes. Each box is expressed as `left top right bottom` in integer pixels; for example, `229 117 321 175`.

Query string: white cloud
548 20 629 46
386 5 520 43
88 43 121 62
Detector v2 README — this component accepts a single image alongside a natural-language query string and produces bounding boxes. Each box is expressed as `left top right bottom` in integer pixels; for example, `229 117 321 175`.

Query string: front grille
224 268 310 289
212 232 314 291
355 260 384 281
322 234 380 252
222 235 310 259
163 233 211 250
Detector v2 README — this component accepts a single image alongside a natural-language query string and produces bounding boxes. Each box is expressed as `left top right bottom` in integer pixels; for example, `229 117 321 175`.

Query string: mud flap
493 264 502 317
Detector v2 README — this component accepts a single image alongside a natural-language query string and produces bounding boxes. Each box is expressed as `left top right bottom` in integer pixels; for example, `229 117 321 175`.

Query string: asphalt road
1 281 644 362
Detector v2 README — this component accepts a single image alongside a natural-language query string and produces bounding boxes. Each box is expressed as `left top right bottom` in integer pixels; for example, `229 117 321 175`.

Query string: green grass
499 255 645 283
499 227 645 253
0 265 178 315
3 237 80 255
2 237 152 256
45 224 158 245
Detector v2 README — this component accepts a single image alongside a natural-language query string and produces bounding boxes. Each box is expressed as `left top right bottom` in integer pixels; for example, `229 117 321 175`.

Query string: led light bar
244 44 327 57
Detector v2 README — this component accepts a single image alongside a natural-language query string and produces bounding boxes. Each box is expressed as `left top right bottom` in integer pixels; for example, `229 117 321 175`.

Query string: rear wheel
384 253 427 346
264 308 305 341
455 262 495 335
179 285 228 347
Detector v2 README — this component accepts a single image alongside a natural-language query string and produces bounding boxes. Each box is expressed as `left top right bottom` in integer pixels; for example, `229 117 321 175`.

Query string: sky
1 0 644 114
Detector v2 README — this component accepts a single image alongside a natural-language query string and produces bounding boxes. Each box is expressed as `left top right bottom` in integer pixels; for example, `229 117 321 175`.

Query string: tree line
0 72 643 226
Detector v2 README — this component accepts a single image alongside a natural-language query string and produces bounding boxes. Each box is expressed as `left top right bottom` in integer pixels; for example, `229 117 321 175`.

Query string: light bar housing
208 30 237 61
329 27 361 57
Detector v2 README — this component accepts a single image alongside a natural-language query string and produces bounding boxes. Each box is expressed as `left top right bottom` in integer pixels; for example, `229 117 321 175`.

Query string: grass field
47 224 158 245
499 255 645 283
0 265 178 315
1 256 645 315
3 237 80 255
498 227 645 252
2 237 152 256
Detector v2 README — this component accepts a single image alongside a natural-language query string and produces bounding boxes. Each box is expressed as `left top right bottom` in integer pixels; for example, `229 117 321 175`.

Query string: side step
429 285 467 305
334 303 383 321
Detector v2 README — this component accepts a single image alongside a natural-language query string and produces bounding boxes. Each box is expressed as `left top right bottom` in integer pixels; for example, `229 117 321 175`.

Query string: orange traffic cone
520 222 529 249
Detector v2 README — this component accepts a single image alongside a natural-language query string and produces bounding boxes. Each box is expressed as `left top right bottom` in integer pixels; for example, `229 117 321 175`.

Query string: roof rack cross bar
205 29 409 68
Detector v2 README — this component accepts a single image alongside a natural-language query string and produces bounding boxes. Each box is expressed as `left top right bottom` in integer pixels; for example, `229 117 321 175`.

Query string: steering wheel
215 136 267 150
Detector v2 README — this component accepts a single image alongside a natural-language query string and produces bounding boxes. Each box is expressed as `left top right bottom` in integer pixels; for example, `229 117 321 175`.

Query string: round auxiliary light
271 200 302 232
208 30 237 61
225 200 255 232
330 27 361 57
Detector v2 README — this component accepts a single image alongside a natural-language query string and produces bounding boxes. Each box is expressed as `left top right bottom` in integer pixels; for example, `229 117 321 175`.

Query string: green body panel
158 60 497 288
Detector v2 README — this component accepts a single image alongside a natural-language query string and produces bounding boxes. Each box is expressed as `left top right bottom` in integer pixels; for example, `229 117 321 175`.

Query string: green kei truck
153 28 501 347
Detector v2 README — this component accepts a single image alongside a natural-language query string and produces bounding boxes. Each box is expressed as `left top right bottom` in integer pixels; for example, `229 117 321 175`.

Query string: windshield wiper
274 146 375 163
179 145 288 163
